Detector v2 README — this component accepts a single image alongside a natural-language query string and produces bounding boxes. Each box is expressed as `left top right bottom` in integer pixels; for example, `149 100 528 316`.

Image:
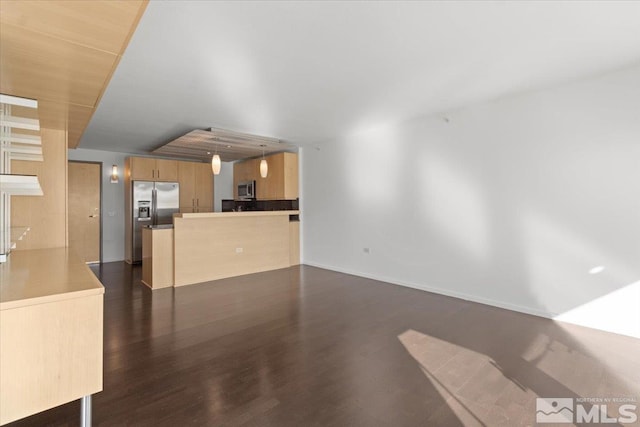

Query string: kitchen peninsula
174 210 299 286
142 210 300 288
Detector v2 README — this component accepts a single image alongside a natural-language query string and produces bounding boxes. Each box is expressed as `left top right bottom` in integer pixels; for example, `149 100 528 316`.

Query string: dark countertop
144 224 174 230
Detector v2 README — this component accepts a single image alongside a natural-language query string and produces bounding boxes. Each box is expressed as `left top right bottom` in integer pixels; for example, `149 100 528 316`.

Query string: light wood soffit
0 0 148 54
153 129 299 162
0 0 148 148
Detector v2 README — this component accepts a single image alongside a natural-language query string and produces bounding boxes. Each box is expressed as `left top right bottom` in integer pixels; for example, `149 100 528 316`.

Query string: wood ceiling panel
0 0 147 54
18 101 90 130
153 129 298 162
0 22 117 107
0 1 148 148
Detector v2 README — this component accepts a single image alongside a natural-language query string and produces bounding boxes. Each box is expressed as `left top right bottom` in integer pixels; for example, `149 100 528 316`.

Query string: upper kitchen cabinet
177 161 213 213
233 152 298 200
260 152 298 200
128 157 178 181
155 159 178 181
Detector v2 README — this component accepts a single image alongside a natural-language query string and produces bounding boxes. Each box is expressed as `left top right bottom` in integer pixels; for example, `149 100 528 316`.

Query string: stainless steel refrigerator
131 181 179 263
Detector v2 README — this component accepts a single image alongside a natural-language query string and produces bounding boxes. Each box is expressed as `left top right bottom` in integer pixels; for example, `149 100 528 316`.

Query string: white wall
301 65 640 338
68 148 127 263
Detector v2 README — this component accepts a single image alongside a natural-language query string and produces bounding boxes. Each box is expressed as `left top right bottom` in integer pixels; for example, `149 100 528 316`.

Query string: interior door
68 161 101 263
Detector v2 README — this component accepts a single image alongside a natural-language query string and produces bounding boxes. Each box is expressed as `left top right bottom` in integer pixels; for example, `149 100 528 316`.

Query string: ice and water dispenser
138 200 151 220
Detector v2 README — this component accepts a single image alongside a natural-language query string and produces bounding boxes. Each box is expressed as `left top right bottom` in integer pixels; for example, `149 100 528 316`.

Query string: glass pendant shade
211 154 221 175
260 159 268 178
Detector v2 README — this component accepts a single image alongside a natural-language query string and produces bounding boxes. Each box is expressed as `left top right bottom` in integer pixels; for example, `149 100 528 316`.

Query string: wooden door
195 162 213 212
68 162 101 263
177 161 196 211
155 159 178 181
129 157 155 180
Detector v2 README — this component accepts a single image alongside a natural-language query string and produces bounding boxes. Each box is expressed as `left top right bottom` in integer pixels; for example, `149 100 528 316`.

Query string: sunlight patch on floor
398 329 537 425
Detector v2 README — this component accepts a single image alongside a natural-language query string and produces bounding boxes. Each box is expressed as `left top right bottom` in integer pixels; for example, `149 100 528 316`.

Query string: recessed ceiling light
588 265 605 275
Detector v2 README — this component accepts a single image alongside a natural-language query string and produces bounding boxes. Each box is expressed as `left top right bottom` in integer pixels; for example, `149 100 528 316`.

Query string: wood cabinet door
195 162 213 211
177 161 196 209
155 159 178 181
257 153 284 200
283 152 299 200
129 157 156 181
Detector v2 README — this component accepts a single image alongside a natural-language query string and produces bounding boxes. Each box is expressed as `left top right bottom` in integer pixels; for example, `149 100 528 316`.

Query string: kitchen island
173 210 299 287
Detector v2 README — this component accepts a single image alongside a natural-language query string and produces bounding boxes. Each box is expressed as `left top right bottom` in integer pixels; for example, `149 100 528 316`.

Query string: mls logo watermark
536 398 573 423
536 397 638 424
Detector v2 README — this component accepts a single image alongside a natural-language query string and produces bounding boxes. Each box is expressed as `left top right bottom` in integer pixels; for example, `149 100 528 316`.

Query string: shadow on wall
302 67 640 339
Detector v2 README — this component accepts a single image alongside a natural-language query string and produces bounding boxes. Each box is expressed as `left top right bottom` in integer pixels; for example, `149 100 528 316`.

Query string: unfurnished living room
0 1 639 426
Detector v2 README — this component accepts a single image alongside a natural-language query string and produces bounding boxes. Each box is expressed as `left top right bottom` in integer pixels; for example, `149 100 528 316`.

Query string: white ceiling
79 1 640 154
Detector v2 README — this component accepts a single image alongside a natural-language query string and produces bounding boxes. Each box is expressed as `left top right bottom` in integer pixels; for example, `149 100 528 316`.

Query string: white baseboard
302 260 558 320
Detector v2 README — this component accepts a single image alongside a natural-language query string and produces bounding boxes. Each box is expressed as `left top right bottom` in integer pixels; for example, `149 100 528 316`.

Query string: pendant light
259 144 268 178
210 146 221 175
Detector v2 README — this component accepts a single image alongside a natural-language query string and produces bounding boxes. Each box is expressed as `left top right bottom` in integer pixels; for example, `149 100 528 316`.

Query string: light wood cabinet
129 157 177 181
177 160 213 213
155 159 178 181
177 161 196 210
233 152 298 200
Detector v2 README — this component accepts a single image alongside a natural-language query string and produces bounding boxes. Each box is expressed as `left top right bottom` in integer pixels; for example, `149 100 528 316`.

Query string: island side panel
173 215 290 286
0 294 103 425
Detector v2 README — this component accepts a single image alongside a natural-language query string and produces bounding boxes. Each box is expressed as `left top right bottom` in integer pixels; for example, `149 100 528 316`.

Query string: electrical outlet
363 247 370 254
235 247 243 253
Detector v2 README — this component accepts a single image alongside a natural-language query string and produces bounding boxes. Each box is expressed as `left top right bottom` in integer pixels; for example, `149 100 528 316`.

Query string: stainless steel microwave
237 180 256 199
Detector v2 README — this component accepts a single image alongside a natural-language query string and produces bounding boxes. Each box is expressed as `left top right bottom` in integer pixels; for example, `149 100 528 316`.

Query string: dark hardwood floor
7 263 640 426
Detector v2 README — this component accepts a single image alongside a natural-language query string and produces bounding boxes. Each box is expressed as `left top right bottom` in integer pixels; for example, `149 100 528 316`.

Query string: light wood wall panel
11 128 68 250
289 221 300 266
174 214 291 286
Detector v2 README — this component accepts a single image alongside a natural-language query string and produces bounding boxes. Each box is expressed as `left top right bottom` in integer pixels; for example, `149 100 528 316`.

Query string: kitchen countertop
174 210 299 219
144 224 174 230
0 248 104 311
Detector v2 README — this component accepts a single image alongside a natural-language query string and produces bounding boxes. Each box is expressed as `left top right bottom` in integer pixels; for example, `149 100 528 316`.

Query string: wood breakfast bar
173 210 300 287
142 211 300 288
